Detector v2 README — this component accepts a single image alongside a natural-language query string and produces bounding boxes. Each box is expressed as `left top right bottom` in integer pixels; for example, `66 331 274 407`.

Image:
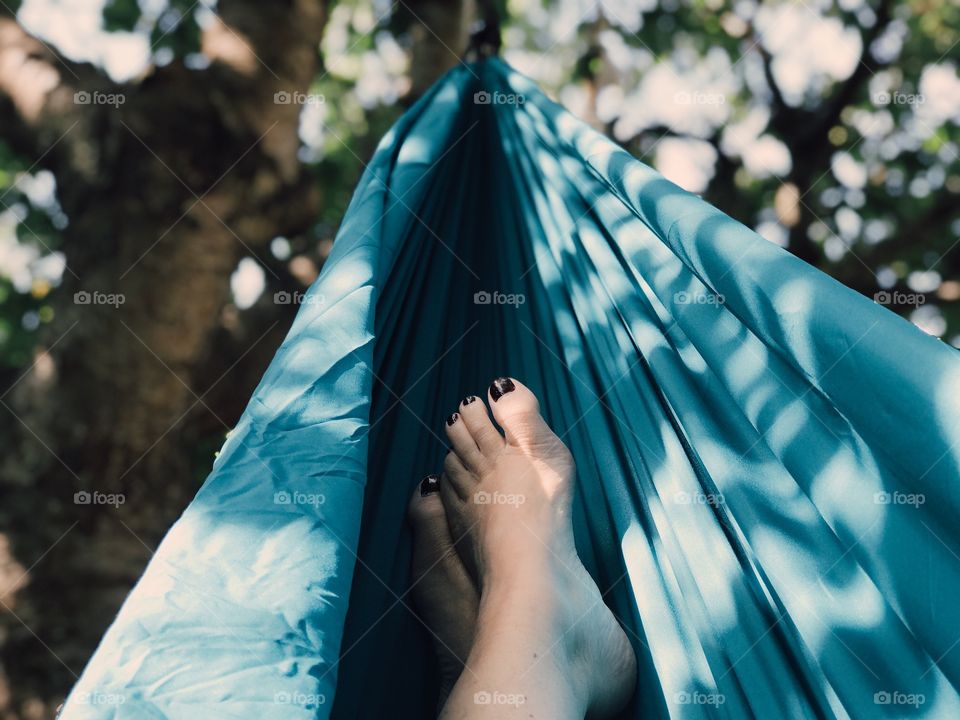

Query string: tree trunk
407 0 476 97
0 3 327 715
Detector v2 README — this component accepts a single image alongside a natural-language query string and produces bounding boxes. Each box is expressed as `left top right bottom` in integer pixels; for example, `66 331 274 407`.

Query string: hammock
62 58 960 719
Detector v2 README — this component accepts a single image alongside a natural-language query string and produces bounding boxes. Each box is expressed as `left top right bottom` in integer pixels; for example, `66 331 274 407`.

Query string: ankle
469 583 593 715
479 553 587 651
480 538 560 594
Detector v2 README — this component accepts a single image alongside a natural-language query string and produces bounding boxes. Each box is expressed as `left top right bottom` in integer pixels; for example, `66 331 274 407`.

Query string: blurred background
0 0 956 716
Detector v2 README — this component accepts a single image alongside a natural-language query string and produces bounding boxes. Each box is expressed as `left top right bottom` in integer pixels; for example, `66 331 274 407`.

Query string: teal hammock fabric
62 59 960 719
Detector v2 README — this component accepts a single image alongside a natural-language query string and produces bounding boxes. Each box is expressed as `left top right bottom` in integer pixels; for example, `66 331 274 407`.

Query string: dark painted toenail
489 377 516 402
446 412 459 426
461 395 478 406
419 474 440 496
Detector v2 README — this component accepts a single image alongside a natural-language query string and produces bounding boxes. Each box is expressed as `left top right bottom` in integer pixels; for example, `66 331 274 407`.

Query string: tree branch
806 0 894 145
0 14 113 180
758 45 788 118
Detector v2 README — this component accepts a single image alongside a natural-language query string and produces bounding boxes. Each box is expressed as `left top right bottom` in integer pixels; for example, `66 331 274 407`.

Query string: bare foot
408 476 480 705
439 378 636 718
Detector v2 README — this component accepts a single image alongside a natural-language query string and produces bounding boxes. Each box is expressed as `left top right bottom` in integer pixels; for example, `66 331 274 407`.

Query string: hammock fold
62 59 960 720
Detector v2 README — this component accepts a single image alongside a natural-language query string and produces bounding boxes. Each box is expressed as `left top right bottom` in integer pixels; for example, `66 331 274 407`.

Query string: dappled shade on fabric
62 59 960 720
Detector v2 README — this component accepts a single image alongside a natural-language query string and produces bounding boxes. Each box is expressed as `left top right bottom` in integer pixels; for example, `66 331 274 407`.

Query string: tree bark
0 3 328 715
406 0 476 97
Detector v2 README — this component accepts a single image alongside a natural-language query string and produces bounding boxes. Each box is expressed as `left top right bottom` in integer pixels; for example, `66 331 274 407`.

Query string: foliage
0 141 64 370
0 0 957 371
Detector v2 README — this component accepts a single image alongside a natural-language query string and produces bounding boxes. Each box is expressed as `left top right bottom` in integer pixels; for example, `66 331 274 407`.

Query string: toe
457 393 504 457
439 471 467 532
407 475 459 560
486 377 558 450
407 477 478 666
444 411 485 471
442 451 475 500
408 474 444 523
409 475 470 570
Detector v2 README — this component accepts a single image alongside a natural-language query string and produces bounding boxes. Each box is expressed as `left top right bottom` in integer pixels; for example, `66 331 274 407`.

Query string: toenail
419 474 440 496
461 395 478 406
489 377 516 401
446 412 459 426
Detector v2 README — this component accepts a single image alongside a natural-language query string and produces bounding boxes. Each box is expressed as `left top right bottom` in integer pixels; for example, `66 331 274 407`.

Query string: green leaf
102 0 142 33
